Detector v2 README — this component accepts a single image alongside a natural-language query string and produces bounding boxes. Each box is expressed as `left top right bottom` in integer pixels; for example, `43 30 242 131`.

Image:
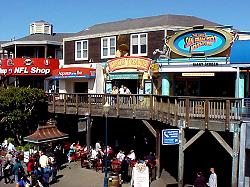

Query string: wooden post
150 95 153 119
52 94 55 113
116 94 120 117
185 98 189 128
205 100 209 129
76 94 79 114
238 122 247 187
156 129 161 179
178 127 185 187
88 94 91 114
167 98 171 124
232 124 240 187
175 99 178 126
64 94 66 113
225 100 230 130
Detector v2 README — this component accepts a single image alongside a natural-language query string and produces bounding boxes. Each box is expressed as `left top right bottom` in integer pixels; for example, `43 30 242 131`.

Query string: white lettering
30 67 50 74
14 67 28 74
0 68 7 74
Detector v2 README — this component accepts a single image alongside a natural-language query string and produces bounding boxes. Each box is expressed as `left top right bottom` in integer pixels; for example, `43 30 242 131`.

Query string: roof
74 14 221 37
24 119 68 143
230 40 250 64
0 41 7 50
16 33 74 42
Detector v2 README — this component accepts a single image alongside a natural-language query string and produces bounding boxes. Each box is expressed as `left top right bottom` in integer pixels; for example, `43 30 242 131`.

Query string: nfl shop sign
0 58 59 76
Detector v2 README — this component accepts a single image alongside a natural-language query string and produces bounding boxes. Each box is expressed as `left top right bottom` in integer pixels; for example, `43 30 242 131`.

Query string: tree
0 87 48 144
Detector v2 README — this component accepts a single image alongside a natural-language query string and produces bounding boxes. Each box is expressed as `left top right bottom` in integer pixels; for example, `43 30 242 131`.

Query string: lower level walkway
0 161 177 187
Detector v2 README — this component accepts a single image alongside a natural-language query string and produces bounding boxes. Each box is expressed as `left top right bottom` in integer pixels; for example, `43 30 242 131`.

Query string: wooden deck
47 93 243 132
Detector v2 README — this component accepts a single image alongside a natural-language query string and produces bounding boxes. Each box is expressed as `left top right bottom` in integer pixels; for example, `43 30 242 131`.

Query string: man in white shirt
119 85 124 94
127 150 136 160
39 152 49 168
207 167 217 187
116 150 125 162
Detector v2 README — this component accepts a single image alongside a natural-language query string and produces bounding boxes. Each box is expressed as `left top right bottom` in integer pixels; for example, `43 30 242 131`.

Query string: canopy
230 40 250 64
24 119 68 144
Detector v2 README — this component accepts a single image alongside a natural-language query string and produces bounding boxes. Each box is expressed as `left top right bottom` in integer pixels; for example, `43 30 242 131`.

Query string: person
39 152 49 169
119 85 124 94
193 171 207 187
127 150 136 161
95 141 101 152
12 158 24 185
124 86 131 94
116 150 125 162
3 160 12 184
207 167 217 187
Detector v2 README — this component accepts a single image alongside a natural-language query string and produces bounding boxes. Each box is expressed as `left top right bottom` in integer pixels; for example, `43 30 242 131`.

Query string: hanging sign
131 163 149 187
108 56 151 72
167 27 233 57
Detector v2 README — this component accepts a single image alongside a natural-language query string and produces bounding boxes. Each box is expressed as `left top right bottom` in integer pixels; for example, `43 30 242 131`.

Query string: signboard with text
0 58 59 76
167 27 233 57
162 129 180 145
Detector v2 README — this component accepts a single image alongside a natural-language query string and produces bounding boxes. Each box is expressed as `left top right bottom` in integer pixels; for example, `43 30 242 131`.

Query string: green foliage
16 143 34 151
0 87 48 144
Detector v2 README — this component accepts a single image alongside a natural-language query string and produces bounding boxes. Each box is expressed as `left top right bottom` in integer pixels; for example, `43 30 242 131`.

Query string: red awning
51 67 96 79
24 119 68 144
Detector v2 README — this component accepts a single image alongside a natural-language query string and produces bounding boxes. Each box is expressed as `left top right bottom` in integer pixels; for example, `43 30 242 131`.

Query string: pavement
0 162 178 187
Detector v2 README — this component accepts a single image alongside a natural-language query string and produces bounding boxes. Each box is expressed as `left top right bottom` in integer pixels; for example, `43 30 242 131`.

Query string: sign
108 56 151 72
162 129 180 145
168 28 233 57
0 58 59 76
109 72 142 80
78 119 87 132
131 163 149 187
182 73 215 77
52 67 96 79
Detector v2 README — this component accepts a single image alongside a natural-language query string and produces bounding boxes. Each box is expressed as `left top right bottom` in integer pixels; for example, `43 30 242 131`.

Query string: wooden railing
47 93 243 131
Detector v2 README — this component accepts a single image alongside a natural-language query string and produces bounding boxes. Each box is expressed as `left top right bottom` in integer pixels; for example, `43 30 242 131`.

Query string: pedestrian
3 160 12 184
207 167 217 187
193 171 207 187
12 158 24 185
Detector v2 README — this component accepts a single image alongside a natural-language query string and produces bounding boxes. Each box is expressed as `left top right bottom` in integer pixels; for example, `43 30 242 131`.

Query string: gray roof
0 41 7 50
16 33 74 42
75 14 221 37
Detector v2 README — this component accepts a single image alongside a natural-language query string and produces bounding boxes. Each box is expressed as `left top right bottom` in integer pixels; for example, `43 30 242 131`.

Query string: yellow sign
108 57 151 72
182 73 215 76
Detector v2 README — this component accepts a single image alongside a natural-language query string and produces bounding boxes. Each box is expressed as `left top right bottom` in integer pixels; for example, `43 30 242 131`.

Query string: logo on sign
167 27 233 57
162 129 180 145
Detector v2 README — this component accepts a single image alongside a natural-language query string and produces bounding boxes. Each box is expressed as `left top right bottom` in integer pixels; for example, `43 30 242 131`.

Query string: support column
86 116 92 152
156 129 161 179
178 127 185 187
232 124 240 187
238 123 247 187
235 67 244 98
162 73 170 96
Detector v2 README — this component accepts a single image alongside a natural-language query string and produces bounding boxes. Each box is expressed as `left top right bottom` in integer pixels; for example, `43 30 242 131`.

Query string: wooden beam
183 130 205 151
232 125 240 187
142 120 156 138
210 131 233 157
156 129 161 179
178 128 185 187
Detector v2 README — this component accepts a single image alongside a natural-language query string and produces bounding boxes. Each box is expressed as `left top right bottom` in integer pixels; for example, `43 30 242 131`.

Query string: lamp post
103 102 110 187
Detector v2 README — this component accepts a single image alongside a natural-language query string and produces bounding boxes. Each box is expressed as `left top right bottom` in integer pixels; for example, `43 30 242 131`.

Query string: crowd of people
193 168 217 187
67 141 157 184
0 139 63 187
111 85 131 95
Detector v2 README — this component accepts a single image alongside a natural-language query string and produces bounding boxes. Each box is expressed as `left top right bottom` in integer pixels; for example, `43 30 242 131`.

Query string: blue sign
162 129 180 145
168 28 232 57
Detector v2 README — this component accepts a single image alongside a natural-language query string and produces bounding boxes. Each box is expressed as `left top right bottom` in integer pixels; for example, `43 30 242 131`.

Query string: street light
103 102 110 187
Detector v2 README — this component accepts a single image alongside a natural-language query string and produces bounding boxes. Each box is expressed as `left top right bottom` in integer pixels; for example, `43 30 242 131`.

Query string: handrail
46 93 244 130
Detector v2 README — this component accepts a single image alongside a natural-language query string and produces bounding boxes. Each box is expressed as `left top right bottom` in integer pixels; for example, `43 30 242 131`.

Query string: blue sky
0 0 249 41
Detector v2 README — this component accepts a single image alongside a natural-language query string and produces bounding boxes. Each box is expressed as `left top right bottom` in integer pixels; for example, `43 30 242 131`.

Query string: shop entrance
74 82 88 93
112 79 140 94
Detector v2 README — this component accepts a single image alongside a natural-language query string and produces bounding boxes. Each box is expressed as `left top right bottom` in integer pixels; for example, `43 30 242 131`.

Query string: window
130 33 147 56
101 37 116 58
75 40 88 60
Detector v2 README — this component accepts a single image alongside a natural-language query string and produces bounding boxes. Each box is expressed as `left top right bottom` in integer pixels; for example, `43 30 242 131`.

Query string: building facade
0 20 73 89
61 14 222 94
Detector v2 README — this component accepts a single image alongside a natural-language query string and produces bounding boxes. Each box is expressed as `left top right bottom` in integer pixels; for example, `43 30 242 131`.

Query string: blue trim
230 40 250 64
157 57 229 63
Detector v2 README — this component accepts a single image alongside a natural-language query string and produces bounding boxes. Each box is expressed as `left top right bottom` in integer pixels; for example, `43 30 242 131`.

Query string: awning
24 119 68 144
109 72 143 79
230 40 250 64
49 67 96 79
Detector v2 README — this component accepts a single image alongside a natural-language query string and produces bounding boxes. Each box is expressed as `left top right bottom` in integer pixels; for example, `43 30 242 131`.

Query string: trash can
108 172 122 187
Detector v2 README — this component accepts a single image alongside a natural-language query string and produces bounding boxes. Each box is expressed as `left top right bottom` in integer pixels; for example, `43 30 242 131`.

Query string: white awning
160 66 237 73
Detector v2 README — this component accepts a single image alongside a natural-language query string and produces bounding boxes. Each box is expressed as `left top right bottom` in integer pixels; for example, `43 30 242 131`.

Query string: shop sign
108 56 151 72
168 28 233 57
0 58 59 76
52 67 96 78
109 73 142 80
